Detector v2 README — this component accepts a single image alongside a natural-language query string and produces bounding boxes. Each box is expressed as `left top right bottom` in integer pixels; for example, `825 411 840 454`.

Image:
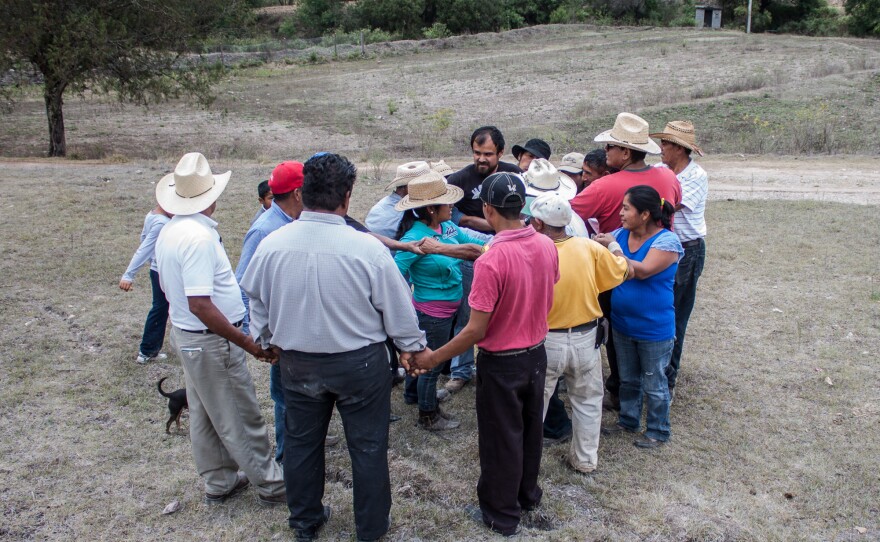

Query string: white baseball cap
529 192 572 228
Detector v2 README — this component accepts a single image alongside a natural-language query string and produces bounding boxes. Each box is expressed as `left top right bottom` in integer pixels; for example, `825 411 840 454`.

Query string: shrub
846 0 880 36
433 0 504 33
357 0 425 37
423 22 452 38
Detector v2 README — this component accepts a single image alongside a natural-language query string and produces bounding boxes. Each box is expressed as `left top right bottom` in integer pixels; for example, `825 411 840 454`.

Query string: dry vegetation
1 25 879 542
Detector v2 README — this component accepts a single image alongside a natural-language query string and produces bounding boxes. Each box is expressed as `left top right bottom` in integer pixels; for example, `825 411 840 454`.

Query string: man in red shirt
405 172 559 537
569 112 681 411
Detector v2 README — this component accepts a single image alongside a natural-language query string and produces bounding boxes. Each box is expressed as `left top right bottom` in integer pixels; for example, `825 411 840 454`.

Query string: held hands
400 347 435 376
403 240 425 255
592 233 615 247
416 237 443 254
248 340 279 364
119 279 133 292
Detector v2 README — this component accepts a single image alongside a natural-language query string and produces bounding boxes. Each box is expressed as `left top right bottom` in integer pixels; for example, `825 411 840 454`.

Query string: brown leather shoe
444 378 468 394
205 472 249 504
257 492 287 506
418 409 460 431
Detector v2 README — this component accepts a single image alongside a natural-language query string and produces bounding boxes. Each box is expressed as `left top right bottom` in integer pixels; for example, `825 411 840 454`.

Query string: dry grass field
1 25 879 542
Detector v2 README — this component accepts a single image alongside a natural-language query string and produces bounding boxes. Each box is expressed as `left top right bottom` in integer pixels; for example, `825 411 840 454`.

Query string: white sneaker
136 352 168 364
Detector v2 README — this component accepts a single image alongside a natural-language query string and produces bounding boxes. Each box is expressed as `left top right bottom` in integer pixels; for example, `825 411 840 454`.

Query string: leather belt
681 238 704 248
180 320 243 335
479 340 545 357
549 319 599 334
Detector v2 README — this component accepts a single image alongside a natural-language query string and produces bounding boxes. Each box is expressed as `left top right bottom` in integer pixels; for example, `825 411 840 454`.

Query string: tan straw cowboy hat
594 112 661 155
394 171 463 211
385 161 431 190
430 159 455 177
650 120 704 156
523 158 577 200
156 152 231 215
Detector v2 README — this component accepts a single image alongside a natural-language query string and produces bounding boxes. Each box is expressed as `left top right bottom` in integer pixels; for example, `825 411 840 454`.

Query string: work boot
418 409 460 431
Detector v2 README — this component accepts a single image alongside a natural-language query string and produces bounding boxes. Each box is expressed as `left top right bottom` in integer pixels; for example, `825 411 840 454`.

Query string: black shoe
601 423 638 436
204 472 249 504
464 504 521 537
602 393 620 411
294 505 332 541
389 414 401 423
634 436 666 449
542 427 572 448
357 514 392 542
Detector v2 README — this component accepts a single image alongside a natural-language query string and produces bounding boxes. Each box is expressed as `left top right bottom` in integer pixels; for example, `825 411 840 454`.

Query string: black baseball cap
480 172 527 209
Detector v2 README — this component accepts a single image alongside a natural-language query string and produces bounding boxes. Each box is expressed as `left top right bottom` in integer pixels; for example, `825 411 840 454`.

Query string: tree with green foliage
358 0 426 37
431 0 505 34
846 0 880 36
0 1 247 157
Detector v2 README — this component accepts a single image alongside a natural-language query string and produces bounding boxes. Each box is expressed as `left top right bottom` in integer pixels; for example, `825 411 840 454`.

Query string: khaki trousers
542 328 603 473
171 327 284 497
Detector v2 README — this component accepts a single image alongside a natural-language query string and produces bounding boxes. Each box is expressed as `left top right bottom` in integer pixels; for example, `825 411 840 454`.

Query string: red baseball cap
268 161 304 195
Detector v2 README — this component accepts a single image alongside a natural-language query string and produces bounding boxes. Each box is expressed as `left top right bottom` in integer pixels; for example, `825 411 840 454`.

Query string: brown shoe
257 492 287 506
444 378 468 394
205 472 249 504
418 409 460 431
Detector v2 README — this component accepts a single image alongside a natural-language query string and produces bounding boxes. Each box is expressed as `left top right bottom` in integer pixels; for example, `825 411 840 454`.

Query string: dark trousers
668 238 706 390
476 345 546 536
542 380 571 439
280 342 392 541
139 270 169 356
598 290 619 396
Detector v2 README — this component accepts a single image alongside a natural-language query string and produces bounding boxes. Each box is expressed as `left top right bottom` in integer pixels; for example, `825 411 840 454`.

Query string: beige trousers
171 327 284 497
542 328 603 473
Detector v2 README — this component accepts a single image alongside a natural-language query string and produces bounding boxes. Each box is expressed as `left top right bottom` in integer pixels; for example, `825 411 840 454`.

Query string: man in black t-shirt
447 126 522 234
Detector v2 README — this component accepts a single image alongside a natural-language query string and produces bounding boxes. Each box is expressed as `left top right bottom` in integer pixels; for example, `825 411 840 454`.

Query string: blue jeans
416 310 454 412
139 270 169 356
613 330 673 442
270 363 286 461
450 260 474 381
668 239 705 390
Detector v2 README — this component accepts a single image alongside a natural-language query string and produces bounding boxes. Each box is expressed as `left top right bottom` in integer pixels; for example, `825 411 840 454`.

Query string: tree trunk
44 79 66 157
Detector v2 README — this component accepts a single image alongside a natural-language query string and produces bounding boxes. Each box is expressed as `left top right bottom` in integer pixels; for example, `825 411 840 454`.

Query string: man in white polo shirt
650 121 709 399
155 152 285 506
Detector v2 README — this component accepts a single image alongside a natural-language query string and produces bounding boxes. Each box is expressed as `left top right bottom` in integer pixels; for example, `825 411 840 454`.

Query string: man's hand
400 347 435 375
403 240 425 255
592 233 615 247
417 237 443 254
119 279 133 292
246 341 279 364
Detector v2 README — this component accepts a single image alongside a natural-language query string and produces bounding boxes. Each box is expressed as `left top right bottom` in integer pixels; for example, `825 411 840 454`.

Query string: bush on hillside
846 0 880 36
357 0 426 37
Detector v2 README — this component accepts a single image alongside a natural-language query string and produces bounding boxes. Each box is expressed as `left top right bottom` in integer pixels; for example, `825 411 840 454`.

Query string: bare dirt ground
1 24 879 542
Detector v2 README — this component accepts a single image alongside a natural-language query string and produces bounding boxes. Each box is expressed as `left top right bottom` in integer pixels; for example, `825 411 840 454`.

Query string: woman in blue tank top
594 185 683 449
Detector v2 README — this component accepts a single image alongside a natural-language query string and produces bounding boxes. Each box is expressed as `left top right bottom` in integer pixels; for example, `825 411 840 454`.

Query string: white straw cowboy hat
557 152 585 174
594 112 661 155
650 120 704 156
394 171 464 211
385 161 431 190
156 152 231 215
430 159 455 177
522 158 577 200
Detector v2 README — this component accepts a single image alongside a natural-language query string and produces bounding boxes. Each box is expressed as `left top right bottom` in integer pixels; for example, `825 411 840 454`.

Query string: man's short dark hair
470 126 505 153
583 149 608 171
258 180 271 198
302 153 357 211
629 149 648 163
490 204 522 220
273 190 294 203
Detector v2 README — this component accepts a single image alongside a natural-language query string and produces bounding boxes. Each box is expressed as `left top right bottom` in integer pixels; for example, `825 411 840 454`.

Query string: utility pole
747 0 753 33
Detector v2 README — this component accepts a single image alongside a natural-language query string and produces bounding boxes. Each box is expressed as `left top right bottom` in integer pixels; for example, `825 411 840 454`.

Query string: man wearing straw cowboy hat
154 152 286 506
241 153 428 542
365 160 428 238
650 121 708 400
569 113 682 411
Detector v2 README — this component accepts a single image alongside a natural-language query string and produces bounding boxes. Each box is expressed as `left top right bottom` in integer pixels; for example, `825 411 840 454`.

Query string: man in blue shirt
236 160 304 464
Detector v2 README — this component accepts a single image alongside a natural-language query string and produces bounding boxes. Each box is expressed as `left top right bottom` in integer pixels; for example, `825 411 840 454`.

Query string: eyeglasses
604 144 623 152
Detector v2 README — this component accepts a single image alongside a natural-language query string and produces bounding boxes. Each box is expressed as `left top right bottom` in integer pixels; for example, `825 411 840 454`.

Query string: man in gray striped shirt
240 153 427 542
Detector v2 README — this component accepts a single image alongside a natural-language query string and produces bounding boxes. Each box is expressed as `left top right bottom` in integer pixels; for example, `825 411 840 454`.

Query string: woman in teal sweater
394 171 486 431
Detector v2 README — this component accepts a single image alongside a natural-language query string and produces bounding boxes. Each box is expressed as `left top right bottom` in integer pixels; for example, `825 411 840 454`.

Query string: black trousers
598 290 620 396
542 380 572 439
476 345 546 535
280 342 392 541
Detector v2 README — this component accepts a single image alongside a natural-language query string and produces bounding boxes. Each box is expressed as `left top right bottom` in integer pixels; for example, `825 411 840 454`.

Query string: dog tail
157 377 173 398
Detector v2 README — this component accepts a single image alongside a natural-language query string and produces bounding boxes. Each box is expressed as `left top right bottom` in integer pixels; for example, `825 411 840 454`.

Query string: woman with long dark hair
594 185 683 448
394 171 486 431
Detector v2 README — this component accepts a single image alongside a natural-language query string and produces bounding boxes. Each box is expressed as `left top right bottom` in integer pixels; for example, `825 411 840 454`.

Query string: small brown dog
157 377 188 433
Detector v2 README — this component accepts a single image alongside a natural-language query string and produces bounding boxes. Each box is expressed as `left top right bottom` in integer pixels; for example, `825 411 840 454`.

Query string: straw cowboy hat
522 158 577 200
385 161 431 190
394 171 463 211
156 152 231 216
650 120 704 156
594 112 661 155
430 159 455 177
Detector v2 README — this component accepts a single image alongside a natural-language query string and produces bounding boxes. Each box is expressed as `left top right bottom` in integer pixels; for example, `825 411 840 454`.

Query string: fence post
361 31 366 56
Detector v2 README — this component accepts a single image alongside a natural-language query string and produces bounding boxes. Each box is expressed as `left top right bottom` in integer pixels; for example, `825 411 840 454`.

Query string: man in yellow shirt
529 193 631 474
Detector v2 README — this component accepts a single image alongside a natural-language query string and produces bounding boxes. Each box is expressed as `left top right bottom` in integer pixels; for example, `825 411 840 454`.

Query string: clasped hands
399 347 437 376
